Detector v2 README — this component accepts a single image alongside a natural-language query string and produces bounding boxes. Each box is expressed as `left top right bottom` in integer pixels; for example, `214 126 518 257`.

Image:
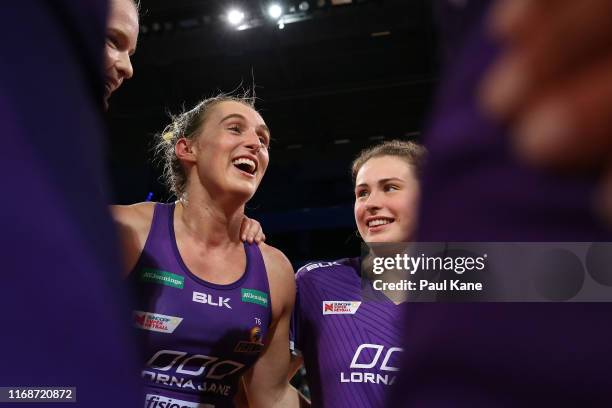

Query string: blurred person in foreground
481 0 612 225
387 0 612 406
0 0 141 406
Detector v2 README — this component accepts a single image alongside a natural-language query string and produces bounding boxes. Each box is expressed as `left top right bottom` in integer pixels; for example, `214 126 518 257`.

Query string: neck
175 188 245 248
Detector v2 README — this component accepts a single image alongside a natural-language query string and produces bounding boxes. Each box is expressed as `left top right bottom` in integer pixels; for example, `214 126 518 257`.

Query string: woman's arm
241 245 301 408
110 202 155 275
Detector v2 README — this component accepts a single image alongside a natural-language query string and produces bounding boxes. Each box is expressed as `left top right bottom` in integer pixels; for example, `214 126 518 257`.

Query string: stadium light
268 4 283 19
227 9 245 25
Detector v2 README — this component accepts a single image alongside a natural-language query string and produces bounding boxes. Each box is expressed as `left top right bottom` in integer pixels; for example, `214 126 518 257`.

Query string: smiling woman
352 140 425 243
289 139 426 408
103 0 139 109
155 94 270 200
110 94 299 407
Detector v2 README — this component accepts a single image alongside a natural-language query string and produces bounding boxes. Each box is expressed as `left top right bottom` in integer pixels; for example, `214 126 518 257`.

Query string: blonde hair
154 93 256 198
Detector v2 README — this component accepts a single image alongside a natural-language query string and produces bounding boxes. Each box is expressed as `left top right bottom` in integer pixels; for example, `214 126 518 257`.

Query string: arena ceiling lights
226 9 246 26
224 1 314 31
139 0 363 35
268 4 283 20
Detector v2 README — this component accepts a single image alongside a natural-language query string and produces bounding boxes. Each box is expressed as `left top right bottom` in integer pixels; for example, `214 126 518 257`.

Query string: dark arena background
107 0 439 267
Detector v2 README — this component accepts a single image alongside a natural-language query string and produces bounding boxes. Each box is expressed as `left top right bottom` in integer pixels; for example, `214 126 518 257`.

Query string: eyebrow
355 177 404 189
219 113 271 139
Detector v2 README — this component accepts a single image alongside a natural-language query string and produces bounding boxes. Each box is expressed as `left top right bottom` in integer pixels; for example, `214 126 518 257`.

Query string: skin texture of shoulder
110 202 156 275
241 243 300 407
259 243 296 316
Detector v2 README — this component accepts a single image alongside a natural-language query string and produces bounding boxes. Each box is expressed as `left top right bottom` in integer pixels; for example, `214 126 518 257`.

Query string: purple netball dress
387 1 612 406
291 258 403 408
129 203 272 408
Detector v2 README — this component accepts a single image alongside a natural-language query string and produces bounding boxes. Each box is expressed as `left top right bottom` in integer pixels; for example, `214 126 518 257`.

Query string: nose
117 52 134 80
364 190 382 212
244 129 262 152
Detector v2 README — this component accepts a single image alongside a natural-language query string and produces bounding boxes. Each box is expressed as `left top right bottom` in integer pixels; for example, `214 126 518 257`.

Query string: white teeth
232 158 256 173
368 219 392 227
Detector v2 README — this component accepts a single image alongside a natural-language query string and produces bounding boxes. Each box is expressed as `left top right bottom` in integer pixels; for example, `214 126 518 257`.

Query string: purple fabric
130 203 272 407
387 1 612 406
421 1 610 242
0 1 141 406
292 258 402 408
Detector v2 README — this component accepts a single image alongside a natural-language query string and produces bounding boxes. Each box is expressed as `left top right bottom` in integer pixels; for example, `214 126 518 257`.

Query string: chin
370 231 406 244
227 184 256 201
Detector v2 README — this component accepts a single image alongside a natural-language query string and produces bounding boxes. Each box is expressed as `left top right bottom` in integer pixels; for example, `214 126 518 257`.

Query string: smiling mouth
105 77 120 94
367 218 394 229
104 82 116 100
232 157 257 175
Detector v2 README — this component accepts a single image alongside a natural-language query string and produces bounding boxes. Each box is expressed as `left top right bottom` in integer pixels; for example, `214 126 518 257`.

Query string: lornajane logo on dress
322 301 361 315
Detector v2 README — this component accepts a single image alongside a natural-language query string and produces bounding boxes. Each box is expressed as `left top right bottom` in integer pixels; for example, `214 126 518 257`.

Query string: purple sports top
291 258 403 408
129 203 272 408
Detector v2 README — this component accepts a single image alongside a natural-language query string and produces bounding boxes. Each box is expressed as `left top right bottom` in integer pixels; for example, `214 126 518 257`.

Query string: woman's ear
175 137 197 163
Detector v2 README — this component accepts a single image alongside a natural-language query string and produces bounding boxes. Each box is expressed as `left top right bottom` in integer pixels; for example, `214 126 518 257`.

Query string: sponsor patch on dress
140 268 184 289
241 288 268 307
133 311 183 333
144 394 214 408
322 301 361 315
